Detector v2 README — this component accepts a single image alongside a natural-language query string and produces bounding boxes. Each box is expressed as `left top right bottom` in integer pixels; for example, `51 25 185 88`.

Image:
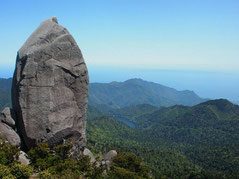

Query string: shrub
38 170 52 179
0 164 15 179
108 166 137 179
86 163 105 179
0 138 19 166
54 140 73 160
27 143 55 171
110 152 150 178
10 163 33 179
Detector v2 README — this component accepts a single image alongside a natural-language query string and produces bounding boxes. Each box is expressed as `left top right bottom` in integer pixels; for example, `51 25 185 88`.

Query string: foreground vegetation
0 138 150 178
0 138 33 179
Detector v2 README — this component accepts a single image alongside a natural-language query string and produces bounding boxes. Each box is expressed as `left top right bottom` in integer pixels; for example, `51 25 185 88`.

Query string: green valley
87 99 239 178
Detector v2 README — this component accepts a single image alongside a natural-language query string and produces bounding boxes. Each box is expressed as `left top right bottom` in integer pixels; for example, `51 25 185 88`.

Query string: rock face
11 17 89 155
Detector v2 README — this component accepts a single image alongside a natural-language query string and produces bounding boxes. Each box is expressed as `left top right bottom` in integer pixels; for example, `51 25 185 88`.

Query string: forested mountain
87 99 239 178
0 78 12 91
134 99 239 146
0 78 12 110
89 78 206 108
0 78 207 110
90 103 160 122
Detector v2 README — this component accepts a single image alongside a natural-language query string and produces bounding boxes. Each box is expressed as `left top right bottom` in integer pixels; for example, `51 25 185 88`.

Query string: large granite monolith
11 17 89 155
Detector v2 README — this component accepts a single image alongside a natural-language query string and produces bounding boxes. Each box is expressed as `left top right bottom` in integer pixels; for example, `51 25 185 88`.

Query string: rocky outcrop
0 107 15 128
0 121 21 146
11 17 89 155
103 150 117 161
83 148 96 163
18 151 30 165
102 150 117 168
0 107 20 146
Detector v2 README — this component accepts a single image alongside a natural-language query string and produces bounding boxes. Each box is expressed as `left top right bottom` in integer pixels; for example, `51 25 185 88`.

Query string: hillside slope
0 78 12 110
89 78 206 108
87 99 239 178
135 99 239 145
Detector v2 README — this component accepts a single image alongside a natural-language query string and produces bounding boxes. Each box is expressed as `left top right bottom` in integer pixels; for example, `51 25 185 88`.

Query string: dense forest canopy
87 99 239 178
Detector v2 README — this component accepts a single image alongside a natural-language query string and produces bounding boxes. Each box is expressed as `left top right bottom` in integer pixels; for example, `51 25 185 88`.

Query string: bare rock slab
12 17 89 155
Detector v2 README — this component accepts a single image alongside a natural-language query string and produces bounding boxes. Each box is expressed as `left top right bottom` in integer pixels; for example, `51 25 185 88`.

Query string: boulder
18 151 30 165
103 150 117 161
102 150 117 168
11 17 89 155
0 122 21 146
83 148 96 163
0 107 15 128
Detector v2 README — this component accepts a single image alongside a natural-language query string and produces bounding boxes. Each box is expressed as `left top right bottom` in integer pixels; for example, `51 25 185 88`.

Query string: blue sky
0 1 238 100
0 0 239 73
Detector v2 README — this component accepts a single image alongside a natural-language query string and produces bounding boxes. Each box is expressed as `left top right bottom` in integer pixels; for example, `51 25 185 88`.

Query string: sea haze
88 66 239 102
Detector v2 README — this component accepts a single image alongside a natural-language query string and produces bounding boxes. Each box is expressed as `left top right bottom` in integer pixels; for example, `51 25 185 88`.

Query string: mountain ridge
0 78 207 110
89 78 207 108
